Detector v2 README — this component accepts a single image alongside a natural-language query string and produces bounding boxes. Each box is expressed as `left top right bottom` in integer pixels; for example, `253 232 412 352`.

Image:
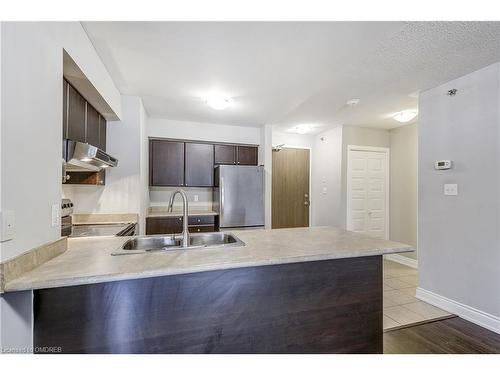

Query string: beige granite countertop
72 213 138 225
147 207 218 218
3 226 413 292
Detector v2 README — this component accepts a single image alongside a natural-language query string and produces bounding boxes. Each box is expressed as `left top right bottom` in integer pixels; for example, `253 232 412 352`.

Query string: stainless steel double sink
111 232 245 255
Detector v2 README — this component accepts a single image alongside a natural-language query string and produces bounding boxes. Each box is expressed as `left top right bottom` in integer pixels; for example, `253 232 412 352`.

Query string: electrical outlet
0 210 15 242
444 183 458 196
51 203 60 227
194 195 199 202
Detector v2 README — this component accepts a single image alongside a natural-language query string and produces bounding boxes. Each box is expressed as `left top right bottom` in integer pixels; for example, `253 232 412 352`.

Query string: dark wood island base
34 255 383 353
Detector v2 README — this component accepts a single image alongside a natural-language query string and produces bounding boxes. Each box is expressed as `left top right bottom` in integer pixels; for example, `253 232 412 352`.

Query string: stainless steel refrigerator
213 165 265 229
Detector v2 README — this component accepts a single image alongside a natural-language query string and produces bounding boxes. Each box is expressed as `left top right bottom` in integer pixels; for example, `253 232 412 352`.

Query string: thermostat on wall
434 160 452 170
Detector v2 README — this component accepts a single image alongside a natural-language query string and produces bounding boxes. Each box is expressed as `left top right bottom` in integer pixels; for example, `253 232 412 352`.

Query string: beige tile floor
383 258 453 330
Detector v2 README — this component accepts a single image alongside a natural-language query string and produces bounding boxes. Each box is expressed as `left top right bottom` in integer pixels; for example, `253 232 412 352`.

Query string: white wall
62 96 149 233
148 118 261 145
389 123 418 259
272 131 315 149
418 63 500 324
0 22 121 351
311 126 343 226
262 125 273 228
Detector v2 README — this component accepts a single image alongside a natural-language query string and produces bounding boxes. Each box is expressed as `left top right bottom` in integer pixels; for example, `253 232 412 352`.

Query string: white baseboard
384 254 418 269
416 287 500 334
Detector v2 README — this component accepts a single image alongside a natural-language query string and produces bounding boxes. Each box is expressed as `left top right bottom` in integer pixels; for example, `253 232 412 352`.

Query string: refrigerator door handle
220 176 225 217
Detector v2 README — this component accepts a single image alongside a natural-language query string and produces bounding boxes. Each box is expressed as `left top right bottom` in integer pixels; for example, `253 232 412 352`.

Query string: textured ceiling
83 21 500 133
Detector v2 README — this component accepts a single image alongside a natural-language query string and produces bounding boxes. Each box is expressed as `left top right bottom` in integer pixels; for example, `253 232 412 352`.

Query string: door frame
271 145 312 227
346 145 390 239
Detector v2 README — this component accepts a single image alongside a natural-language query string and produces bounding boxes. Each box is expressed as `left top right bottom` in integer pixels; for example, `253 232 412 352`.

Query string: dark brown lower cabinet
33 256 382 353
188 225 215 233
146 216 217 235
146 217 183 235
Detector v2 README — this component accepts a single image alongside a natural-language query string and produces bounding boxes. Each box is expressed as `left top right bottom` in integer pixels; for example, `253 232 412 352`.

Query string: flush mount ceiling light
203 93 232 110
392 110 418 123
346 98 360 107
293 124 314 134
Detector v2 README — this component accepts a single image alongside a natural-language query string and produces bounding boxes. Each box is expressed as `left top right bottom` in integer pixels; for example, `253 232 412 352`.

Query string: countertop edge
3 246 412 292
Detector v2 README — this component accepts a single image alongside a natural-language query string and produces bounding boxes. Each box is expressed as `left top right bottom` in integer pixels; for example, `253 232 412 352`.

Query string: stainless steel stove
61 199 136 237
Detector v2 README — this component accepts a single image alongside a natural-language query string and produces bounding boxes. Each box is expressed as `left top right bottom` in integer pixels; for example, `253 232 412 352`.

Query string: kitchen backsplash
149 187 213 210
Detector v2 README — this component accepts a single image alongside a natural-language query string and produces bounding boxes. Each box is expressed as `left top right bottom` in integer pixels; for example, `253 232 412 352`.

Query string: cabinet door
185 143 214 187
63 80 68 139
86 104 100 147
214 144 237 165
67 84 86 143
146 217 183 235
150 140 185 186
237 146 258 165
98 115 106 151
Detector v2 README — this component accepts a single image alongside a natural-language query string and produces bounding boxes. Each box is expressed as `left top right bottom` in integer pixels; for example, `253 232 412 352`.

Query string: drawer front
188 215 215 225
188 225 215 233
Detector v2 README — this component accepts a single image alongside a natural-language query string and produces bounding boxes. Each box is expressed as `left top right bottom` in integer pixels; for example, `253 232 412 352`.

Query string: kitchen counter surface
3 226 413 292
147 208 218 218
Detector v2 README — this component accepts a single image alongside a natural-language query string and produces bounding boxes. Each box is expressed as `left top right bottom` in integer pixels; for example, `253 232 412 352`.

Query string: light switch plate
444 183 458 196
51 203 60 227
0 210 15 242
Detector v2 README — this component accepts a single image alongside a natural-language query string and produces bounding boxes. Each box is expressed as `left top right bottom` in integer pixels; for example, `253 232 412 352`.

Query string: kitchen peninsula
2 227 412 354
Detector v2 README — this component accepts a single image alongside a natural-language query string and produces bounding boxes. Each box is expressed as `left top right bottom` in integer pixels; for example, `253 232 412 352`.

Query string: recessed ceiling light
392 110 418 123
293 124 314 134
203 93 232 110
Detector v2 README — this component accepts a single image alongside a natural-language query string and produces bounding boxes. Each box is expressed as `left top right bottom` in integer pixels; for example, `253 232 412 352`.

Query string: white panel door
347 149 388 239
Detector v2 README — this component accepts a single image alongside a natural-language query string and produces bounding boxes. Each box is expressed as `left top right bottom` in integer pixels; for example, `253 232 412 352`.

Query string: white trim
346 145 390 240
271 146 312 227
384 254 418 269
416 287 500 334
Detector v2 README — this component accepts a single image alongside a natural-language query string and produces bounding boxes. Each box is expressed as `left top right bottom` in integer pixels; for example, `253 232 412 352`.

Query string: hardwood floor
384 317 500 354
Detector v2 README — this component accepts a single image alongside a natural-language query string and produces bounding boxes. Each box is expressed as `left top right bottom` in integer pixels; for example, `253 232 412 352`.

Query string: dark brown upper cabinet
214 144 237 165
237 146 258 165
98 114 107 151
63 80 68 139
64 79 107 150
214 144 258 166
86 104 100 147
185 142 214 187
67 84 86 143
150 140 185 186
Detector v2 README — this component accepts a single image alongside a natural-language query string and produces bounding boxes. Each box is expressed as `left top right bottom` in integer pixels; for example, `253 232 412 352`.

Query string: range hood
64 140 118 172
